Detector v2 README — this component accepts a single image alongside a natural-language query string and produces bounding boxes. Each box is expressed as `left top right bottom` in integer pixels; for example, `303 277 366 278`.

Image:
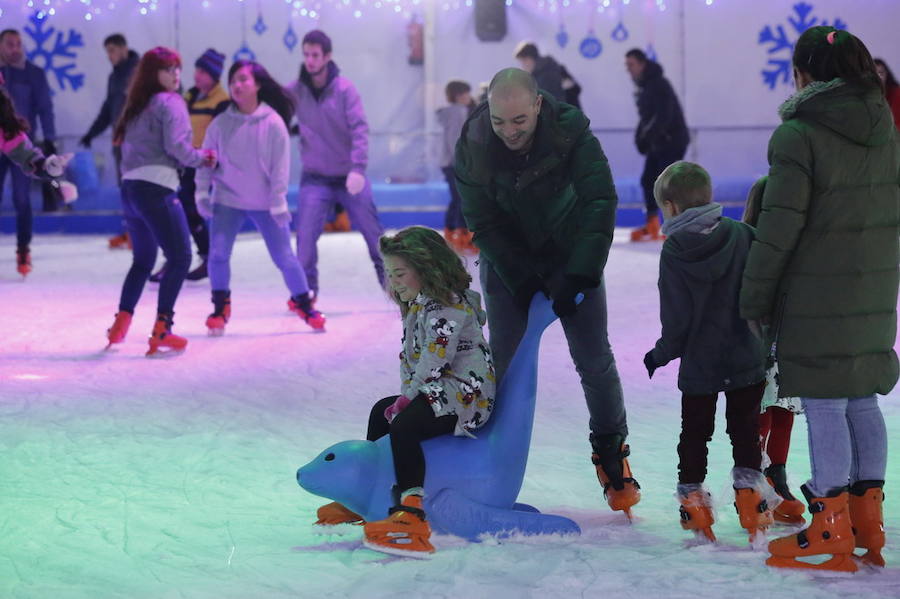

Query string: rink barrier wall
0 179 752 234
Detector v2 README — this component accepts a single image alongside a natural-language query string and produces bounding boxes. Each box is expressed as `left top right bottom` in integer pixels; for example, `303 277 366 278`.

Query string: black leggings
368 395 457 494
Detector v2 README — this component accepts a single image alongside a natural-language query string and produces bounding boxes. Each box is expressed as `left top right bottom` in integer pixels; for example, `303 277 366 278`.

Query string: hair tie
826 31 837 45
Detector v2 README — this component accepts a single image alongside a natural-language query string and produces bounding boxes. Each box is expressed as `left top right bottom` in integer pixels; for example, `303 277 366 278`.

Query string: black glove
551 275 591 318
513 276 549 312
643 351 658 379
41 139 57 156
79 135 92 148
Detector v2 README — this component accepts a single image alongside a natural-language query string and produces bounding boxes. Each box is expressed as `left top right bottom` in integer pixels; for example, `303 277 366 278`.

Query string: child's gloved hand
42 154 69 178
643 350 658 379
384 395 412 423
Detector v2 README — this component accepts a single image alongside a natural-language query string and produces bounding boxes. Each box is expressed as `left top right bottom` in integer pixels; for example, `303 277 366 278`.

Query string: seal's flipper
427 488 580 541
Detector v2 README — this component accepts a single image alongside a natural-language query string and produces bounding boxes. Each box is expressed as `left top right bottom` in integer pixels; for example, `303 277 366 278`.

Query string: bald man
454 68 640 517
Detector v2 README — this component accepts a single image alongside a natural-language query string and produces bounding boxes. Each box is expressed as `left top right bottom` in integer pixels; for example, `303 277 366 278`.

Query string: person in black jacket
79 33 139 249
625 48 689 241
643 161 777 544
514 42 581 108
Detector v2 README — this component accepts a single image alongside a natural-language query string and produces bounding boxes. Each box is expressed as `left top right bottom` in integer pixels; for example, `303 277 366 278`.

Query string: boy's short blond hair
654 161 712 212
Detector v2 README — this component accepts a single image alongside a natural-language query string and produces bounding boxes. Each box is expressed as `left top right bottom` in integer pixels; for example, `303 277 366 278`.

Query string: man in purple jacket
0 28 56 276
286 30 385 302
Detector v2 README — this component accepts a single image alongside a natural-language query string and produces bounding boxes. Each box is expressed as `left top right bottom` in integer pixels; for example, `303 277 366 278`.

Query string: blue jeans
296 174 385 294
479 260 627 438
208 203 310 296
118 180 192 315
0 154 33 248
802 396 888 496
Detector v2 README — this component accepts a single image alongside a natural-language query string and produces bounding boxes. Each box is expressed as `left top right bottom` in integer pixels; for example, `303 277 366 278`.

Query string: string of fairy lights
9 0 718 22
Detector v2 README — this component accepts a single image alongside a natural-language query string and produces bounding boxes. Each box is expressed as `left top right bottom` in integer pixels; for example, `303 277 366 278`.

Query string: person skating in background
624 48 689 242
741 27 897 572
316 227 495 557
105 47 216 356
455 68 641 519
0 28 56 276
149 48 229 284
285 30 385 306
437 79 475 253
514 41 581 108
196 60 325 336
0 87 73 242
79 33 140 251
742 176 806 527
874 58 900 130
643 161 778 545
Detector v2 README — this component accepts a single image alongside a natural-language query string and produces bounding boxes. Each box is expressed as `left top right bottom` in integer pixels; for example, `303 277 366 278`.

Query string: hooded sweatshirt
284 61 368 177
195 102 290 215
650 207 765 395
436 103 469 167
740 79 900 398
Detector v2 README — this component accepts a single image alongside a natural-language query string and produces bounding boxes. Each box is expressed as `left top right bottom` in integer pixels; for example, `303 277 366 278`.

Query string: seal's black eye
324 453 335 461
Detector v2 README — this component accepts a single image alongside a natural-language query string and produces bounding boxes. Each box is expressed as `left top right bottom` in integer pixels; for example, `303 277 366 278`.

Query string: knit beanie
195 48 225 82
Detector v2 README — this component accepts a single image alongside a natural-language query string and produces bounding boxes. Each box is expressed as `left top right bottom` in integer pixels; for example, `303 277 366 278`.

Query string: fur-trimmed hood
778 78 894 147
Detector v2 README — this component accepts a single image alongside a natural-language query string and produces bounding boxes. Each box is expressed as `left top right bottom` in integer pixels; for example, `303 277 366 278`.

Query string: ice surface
1 231 897 598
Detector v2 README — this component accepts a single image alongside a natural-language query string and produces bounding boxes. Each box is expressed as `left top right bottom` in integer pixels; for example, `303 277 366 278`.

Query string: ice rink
1 230 897 598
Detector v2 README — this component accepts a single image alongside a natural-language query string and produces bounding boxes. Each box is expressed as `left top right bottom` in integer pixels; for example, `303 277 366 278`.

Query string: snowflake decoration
611 21 629 43
758 2 847 90
24 11 85 92
284 24 299 52
556 24 569 49
233 42 256 63
253 13 268 36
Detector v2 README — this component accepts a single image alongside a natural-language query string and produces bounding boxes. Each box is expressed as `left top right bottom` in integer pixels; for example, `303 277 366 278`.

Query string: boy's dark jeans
367 395 457 495
678 380 765 485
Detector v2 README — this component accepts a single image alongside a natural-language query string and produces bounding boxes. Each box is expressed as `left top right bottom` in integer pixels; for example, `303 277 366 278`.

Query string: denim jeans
479 260 627 438
0 154 33 248
295 174 385 294
802 395 888 496
119 179 191 315
209 203 310 296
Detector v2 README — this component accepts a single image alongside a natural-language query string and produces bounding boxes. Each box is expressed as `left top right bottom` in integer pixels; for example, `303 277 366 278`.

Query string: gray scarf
661 202 723 237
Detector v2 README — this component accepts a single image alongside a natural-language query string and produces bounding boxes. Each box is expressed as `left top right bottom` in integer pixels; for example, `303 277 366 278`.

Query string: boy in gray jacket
643 161 778 544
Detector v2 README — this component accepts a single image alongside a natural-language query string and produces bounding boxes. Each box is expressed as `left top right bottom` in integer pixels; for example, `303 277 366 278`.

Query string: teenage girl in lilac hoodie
196 60 325 335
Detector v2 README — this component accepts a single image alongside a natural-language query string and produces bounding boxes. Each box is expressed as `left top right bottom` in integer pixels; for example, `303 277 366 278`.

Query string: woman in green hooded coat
740 27 898 571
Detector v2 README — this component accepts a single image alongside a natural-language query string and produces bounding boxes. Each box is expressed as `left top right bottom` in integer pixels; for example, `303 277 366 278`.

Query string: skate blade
766 553 858 572
773 512 806 525
362 538 434 559
691 528 717 543
853 550 886 568
748 530 769 551
145 346 186 358
207 328 225 337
